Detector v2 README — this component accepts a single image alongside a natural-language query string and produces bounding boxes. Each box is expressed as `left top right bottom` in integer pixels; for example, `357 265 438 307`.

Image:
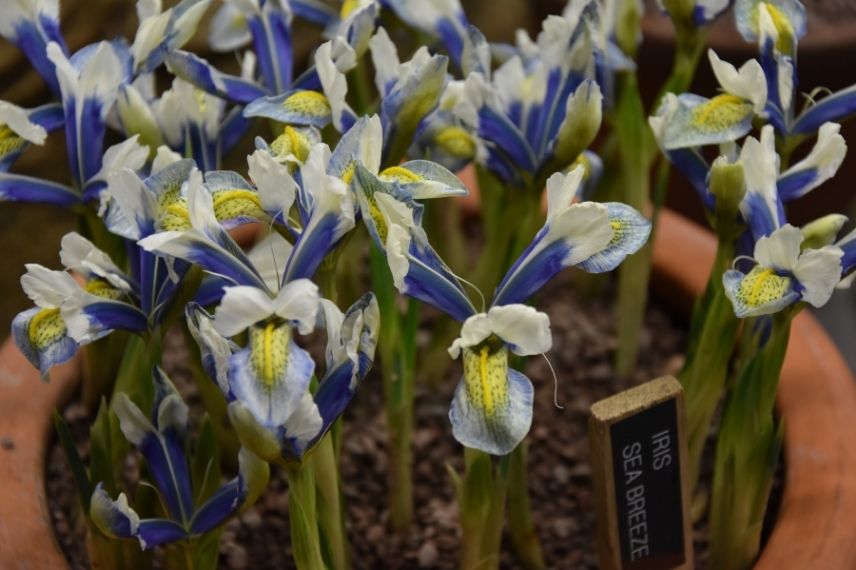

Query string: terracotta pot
1 209 855 568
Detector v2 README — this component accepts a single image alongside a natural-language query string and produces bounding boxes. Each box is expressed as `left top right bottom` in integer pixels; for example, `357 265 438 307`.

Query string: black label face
610 399 685 570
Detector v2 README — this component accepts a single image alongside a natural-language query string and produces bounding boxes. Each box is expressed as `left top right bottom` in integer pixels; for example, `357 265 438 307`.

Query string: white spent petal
385 224 412 291
152 145 183 173
113 393 154 446
369 27 399 94
782 122 847 188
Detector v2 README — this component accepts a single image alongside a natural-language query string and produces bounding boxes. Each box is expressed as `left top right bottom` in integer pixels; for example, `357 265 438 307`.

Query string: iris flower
360 165 649 454
91 367 269 549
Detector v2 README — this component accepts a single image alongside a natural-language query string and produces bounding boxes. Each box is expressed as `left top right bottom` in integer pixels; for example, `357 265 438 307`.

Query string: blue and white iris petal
723 224 843 317
446 305 550 456
91 368 269 549
0 0 67 95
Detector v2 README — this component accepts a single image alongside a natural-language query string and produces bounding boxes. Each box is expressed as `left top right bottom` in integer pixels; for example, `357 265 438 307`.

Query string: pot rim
1 208 854 568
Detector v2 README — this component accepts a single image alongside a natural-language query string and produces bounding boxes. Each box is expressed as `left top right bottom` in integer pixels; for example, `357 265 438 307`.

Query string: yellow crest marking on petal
690 94 753 133
739 266 793 308
85 279 123 300
211 189 266 223
0 125 27 158
435 126 476 159
608 219 624 247
250 322 290 389
28 307 66 349
463 340 509 419
160 201 192 231
270 126 312 164
340 0 360 18
282 91 331 120
379 165 423 184
753 2 796 55
341 162 356 185
367 193 389 243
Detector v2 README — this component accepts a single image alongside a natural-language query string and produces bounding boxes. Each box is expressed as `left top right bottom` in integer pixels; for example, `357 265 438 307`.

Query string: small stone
417 541 438 567
1 436 15 450
226 544 249 570
242 509 263 529
366 524 384 543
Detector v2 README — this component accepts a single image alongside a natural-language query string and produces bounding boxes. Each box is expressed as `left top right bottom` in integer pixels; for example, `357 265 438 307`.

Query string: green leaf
89 398 116 496
53 409 92 515
192 414 221 505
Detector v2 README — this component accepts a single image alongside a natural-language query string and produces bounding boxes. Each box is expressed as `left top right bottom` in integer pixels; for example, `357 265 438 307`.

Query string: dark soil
46 271 780 569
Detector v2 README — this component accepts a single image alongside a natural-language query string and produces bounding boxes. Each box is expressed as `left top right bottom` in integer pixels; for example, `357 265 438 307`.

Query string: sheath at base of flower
723 225 843 317
186 284 380 465
91 368 269 549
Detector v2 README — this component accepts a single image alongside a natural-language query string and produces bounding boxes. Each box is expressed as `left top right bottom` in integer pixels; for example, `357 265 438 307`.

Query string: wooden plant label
589 376 693 570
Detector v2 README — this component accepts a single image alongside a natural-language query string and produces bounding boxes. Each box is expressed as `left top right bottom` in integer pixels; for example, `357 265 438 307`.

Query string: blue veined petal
352 162 422 249
778 123 847 201
90 485 141 540
777 169 816 200
577 203 651 273
528 66 563 158
2 16 66 96
90 484 188 549
282 205 353 282
166 51 267 104
187 449 271 537
742 189 784 241
139 230 269 290
723 266 800 318
436 18 465 66
28 102 65 132
734 0 806 46
492 201 613 306
244 90 332 128
660 93 755 150
137 519 188 549
666 148 714 210
202 171 268 230
247 8 293 93
291 65 322 91
62 297 148 345
227 323 315 429
188 479 240 535
792 84 856 135
0 172 80 206
328 115 382 180
449 349 533 456
292 0 338 25
378 160 468 200
12 307 79 377
134 0 210 74
477 105 537 174
759 38 790 132
193 276 229 307
386 224 477 322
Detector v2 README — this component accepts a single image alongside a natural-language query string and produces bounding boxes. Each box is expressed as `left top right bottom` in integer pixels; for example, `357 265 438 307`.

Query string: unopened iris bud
800 214 849 251
709 156 745 233
614 0 643 58
553 80 602 169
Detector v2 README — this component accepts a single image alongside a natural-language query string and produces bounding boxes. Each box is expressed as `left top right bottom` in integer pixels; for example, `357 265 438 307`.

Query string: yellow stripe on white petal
463 341 509 418
434 126 476 159
270 126 314 164
378 165 424 184
739 266 793 308
210 188 267 224
249 321 291 389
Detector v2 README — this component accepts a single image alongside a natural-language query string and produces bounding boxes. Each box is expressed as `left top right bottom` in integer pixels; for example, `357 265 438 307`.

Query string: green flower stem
709 308 796 570
614 72 652 377
285 463 327 570
312 433 350 570
81 332 128 411
678 237 739 491
456 448 511 570
507 442 545 569
369 245 416 530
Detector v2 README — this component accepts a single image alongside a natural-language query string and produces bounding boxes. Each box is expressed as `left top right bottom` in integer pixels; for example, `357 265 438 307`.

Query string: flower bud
800 214 848 250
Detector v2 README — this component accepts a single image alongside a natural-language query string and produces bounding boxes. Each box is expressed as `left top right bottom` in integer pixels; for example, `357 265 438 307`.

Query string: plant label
589 376 693 570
